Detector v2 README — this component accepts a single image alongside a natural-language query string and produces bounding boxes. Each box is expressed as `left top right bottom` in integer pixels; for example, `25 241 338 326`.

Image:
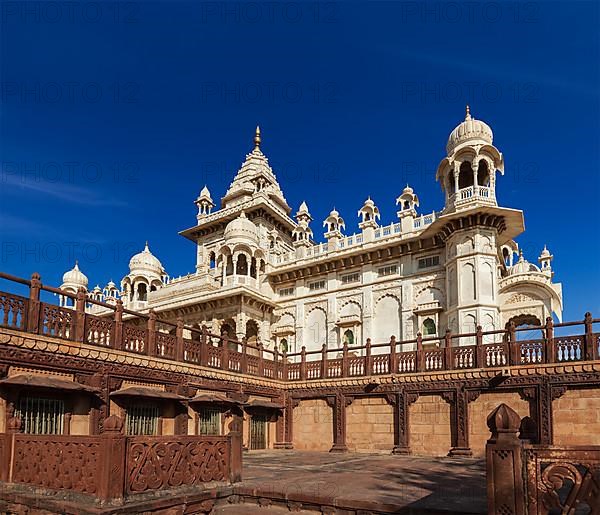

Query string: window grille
15 396 65 435
198 408 221 435
378 265 397 277
126 403 159 435
341 272 360 284
309 280 326 291
418 255 440 269
278 287 294 297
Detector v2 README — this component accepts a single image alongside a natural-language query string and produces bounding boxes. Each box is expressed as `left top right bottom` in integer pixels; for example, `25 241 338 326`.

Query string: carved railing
11 434 101 496
0 415 242 502
126 435 230 494
486 404 600 515
0 292 27 331
0 271 598 384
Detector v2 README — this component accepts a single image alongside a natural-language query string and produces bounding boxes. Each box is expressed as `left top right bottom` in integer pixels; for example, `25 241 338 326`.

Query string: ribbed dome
446 106 493 154
509 253 540 275
62 262 88 288
129 243 164 275
224 211 258 244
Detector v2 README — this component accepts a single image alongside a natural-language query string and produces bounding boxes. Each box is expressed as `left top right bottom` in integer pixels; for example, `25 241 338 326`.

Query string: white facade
63 111 563 353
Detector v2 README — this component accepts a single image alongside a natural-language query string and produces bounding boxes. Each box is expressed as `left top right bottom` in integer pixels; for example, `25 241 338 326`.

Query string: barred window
341 272 360 284
418 255 440 269
198 408 221 435
278 287 294 297
126 403 159 435
309 280 326 291
378 265 397 277
15 396 65 435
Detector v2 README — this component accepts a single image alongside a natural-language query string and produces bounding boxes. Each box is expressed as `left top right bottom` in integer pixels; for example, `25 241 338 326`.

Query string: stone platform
227 450 487 514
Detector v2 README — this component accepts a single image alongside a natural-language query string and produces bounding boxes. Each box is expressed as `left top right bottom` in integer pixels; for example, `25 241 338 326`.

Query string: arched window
209 252 216 269
477 160 490 187
423 318 436 336
458 161 474 189
137 283 147 301
280 338 288 353
447 172 456 195
403 200 410 210
236 254 248 275
343 329 354 345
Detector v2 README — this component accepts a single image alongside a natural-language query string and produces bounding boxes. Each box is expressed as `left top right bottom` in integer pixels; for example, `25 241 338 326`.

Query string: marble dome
446 106 493 154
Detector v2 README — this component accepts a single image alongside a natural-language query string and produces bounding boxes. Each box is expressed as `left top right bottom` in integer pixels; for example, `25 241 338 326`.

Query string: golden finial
254 125 261 149
465 105 471 120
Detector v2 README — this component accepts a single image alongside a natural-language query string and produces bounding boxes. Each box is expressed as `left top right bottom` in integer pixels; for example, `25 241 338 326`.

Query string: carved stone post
227 413 243 483
321 344 328 379
327 393 351 452
74 287 87 343
221 331 230 371
98 415 126 502
300 346 307 380
27 272 41 334
445 388 473 457
200 324 209 366
444 329 453 370
2 416 22 482
114 300 124 350
175 317 184 361
544 317 555 363
486 404 526 515
342 341 349 377
281 351 288 380
365 338 372 376
241 337 248 374
390 390 418 455
147 310 157 357
475 325 485 367
508 321 518 365
583 312 596 360
257 342 264 376
389 336 397 374
416 333 424 372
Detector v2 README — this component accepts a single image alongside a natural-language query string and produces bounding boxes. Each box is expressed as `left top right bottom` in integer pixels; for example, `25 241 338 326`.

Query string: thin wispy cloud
1 174 127 207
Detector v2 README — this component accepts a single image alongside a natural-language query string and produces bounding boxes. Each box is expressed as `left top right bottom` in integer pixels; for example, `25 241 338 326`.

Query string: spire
144 241 149 252
254 125 261 149
465 104 471 121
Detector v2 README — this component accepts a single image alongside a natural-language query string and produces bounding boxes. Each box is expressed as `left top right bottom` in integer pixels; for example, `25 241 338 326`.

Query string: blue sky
1 1 598 321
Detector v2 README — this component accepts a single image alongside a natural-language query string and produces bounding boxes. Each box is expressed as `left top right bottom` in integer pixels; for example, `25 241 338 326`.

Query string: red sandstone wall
409 395 451 456
346 397 394 452
293 399 332 451
553 388 600 445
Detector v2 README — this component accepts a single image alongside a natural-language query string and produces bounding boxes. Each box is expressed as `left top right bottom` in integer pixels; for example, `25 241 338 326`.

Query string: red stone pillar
27 272 41 333
390 390 418 455
2 416 21 482
583 312 596 360
114 300 124 350
175 317 184 361
365 338 372 376
98 415 126 502
328 393 351 452
228 413 243 483
445 388 473 457
146 310 157 357
486 404 526 515
74 287 87 343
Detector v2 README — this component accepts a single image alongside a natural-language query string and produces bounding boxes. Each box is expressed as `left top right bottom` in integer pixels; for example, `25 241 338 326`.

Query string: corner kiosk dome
446 106 493 155
62 262 88 288
129 242 164 275
509 252 540 276
224 211 259 244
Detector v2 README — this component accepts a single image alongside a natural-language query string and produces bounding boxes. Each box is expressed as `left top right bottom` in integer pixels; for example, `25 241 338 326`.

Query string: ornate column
274 394 296 449
520 379 562 445
444 387 473 457
327 393 352 452
388 389 419 454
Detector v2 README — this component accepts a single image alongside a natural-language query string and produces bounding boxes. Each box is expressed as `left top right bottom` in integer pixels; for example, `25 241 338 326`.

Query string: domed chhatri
224 211 259 244
446 105 494 155
129 242 165 276
62 261 88 288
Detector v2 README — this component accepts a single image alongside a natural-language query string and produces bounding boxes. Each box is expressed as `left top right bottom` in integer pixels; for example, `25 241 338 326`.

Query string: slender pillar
445 387 473 457
390 390 418 455
327 393 351 452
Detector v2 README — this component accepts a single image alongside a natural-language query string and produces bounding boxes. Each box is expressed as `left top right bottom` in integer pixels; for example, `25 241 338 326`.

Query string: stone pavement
224 450 487 514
